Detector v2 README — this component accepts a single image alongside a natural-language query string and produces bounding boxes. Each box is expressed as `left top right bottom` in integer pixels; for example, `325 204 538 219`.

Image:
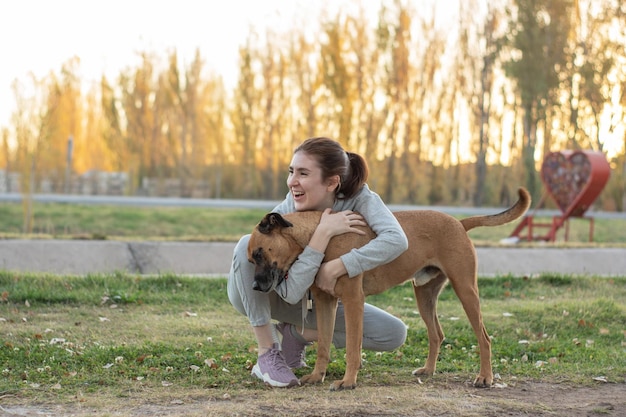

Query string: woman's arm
336 185 409 279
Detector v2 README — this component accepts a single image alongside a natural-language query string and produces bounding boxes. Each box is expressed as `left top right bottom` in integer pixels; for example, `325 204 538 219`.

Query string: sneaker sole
251 364 300 388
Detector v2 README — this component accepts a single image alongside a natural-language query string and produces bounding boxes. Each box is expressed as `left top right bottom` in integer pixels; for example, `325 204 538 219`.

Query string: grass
0 202 268 241
1 271 625 406
1 201 625 244
1 202 624 415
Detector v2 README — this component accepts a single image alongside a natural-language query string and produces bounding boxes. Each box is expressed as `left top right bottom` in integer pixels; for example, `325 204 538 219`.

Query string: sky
0 0 377 127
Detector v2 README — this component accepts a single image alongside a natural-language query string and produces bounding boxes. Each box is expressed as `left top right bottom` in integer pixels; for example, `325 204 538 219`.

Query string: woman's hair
294 137 369 200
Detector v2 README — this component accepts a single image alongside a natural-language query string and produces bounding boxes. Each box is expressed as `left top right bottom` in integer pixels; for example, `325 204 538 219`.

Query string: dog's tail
460 187 531 232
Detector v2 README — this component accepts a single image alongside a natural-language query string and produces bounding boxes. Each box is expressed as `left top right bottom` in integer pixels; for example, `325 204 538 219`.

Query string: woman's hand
318 209 367 238
307 209 366 254
315 258 347 296
308 209 367 296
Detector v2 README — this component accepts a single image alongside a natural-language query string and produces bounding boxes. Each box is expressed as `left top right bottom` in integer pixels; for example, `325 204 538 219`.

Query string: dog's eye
252 248 264 262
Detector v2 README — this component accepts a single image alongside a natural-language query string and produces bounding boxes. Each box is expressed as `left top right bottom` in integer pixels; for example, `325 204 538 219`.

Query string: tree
457 0 507 206
118 52 165 190
232 36 264 198
1 128 11 191
503 0 574 199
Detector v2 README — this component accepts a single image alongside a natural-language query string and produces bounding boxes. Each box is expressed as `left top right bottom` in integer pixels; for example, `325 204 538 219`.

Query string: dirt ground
2 379 624 417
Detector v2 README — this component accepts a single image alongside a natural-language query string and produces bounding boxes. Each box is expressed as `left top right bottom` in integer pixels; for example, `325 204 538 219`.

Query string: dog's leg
300 286 337 385
329 275 364 391
412 274 447 378
448 276 493 387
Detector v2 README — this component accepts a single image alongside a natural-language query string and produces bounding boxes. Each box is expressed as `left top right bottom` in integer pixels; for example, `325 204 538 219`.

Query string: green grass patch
2 201 625 244
0 202 268 241
1 271 624 403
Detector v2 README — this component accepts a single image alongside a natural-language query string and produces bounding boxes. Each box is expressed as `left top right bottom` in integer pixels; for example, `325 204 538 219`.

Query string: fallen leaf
593 376 608 383
161 381 173 387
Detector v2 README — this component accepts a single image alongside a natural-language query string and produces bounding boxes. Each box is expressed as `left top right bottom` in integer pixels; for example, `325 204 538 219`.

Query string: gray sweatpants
227 235 407 351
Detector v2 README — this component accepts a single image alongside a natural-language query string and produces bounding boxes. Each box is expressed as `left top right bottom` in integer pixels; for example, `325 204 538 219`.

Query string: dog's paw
300 372 325 385
412 366 434 376
330 379 357 391
472 374 493 388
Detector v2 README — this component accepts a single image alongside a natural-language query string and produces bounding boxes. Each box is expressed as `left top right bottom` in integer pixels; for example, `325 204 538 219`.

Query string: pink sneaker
276 322 311 369
251 343 300 388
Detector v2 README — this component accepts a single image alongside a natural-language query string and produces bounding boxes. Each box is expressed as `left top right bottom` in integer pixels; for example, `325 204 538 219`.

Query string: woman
228 137 409 387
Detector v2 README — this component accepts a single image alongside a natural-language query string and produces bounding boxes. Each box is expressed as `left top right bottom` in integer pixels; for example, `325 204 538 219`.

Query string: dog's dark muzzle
252 266 286 293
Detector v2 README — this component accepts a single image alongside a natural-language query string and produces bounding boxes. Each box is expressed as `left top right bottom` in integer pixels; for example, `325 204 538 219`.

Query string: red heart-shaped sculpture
541 151 610 217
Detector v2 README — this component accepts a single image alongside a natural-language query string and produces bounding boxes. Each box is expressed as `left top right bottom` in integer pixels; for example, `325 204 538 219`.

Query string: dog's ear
257 213 293 234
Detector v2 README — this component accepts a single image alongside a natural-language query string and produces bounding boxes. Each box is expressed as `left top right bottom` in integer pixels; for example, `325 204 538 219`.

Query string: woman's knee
227 235 252 313
362 305 407 351
234 235 251 262
384 316 408 350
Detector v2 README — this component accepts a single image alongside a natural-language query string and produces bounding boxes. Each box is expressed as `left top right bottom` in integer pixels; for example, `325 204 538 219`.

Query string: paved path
0 240 624 277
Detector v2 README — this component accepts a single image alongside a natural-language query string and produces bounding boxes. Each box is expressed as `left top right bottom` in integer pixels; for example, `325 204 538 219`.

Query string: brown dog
248 187 531 390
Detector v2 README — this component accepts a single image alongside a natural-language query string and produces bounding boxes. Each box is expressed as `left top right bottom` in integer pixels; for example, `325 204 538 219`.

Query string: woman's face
287 151 339 211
